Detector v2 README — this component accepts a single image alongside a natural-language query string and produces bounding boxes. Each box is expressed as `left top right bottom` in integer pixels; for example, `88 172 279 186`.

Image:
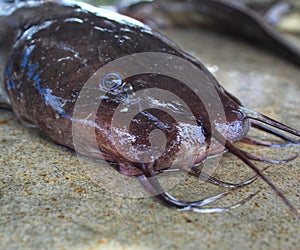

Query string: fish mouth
132 110 300 217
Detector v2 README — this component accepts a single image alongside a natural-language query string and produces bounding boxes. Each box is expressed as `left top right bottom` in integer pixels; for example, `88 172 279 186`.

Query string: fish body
0 0 248 176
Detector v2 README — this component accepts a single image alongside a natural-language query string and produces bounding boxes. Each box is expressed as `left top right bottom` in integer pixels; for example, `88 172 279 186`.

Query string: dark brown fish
0 0 299 216
118 0 300 67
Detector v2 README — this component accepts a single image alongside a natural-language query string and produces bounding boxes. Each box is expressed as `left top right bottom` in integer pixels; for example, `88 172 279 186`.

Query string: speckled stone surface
0 10 300 250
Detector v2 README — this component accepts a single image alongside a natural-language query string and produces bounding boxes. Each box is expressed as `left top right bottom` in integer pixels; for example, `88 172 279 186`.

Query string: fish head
74 73 250 176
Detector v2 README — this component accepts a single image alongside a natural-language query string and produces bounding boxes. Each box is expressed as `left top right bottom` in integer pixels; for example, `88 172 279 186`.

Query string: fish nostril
196 120 211 137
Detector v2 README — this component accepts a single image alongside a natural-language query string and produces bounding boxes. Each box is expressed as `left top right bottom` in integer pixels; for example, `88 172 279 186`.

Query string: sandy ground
0 10 300 250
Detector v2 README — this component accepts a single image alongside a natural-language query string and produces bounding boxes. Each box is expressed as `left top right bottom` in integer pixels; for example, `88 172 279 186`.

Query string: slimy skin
0 0 248 174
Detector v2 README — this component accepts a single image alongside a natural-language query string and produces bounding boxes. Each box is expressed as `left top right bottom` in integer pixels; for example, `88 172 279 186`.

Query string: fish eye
101 72 123 92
